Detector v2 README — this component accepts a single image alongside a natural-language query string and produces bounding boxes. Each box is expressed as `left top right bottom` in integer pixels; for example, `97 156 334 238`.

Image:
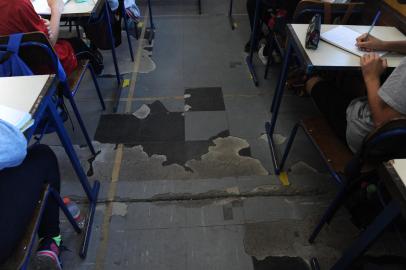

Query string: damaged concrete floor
35 0 404 269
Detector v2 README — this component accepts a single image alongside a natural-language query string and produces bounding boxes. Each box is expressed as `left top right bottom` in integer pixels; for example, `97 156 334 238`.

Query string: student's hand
356 34 385 51
360 53 387 84
47 0 64 13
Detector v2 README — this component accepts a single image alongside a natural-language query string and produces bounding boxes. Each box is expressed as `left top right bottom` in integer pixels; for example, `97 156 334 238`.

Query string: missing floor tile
184 87 225 111
94 101 184 144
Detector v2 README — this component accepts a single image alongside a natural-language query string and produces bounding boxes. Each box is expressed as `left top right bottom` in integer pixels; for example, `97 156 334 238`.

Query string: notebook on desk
320 26 388 57
0 105 34 132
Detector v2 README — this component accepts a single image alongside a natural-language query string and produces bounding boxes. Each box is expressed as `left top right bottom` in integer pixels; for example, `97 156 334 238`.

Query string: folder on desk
0 105 34 132
320 26 388 57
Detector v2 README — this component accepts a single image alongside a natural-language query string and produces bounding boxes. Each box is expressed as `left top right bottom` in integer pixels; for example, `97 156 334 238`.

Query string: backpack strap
6 33 24 54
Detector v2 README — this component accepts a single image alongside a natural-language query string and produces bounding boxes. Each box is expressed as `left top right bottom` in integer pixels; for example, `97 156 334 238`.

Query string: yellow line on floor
125 19 148 112
94 13 148 270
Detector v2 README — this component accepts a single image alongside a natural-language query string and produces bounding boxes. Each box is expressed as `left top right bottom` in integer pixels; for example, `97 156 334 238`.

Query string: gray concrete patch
186 136 269 178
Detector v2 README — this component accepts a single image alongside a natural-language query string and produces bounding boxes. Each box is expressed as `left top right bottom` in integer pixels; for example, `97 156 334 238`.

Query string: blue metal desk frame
265 24 361 175
267 25 405 270
246 0 261 86
26 76 100 259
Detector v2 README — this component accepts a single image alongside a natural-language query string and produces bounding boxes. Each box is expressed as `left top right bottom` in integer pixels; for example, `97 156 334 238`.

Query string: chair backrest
293 0 365 24
362 118 406 162
0 33 34 77
0 32 67 83
345 118 406 180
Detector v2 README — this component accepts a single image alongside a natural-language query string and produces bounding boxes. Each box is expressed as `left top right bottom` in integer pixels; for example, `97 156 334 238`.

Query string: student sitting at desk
0 120 63 269
245 0 300 53
306 49 406 153
0 0 78 75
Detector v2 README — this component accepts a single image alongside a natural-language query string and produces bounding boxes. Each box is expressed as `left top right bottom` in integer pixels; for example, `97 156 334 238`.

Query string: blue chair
0 184 82 270
0 32 105 156
277 116 406 244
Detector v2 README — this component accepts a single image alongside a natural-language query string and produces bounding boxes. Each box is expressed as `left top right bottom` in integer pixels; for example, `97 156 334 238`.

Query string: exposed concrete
139 49 156 74
112 202 128 217
133 104 151 119
186 136 269 178
184 104 192 111
289 161 319 174
53 136 270 182
243 216 359 269
259 133 287 145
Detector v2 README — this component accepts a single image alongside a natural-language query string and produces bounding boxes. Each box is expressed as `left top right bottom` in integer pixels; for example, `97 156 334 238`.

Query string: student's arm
356 34 406 54
47 0 64 46
0 120 27 170
361 53 402 126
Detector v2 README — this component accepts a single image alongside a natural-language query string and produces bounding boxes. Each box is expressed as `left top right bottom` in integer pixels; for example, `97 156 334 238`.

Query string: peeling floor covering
31 0 405 269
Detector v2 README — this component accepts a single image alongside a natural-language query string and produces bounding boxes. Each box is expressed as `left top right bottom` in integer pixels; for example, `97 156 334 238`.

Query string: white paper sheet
321 25 387 57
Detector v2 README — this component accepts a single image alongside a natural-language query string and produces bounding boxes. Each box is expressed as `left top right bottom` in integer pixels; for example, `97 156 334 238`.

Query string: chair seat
302 117 353 173
0 185 50 270
68 59 89 93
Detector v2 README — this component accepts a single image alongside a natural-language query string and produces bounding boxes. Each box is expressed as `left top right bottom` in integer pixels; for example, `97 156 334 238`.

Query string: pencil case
305 14 321 50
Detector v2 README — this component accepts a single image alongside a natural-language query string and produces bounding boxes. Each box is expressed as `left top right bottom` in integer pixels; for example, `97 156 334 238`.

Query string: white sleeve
0 120 27 170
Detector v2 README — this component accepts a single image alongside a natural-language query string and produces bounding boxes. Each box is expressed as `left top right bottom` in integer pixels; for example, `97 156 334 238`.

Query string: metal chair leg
229 0 235 30
264 34 276 79
309 184 348 243
67 96 97 156
122 4 135 62
148 0 155 30
198 0 202 14
88 64 106 110
50 188 81 233
278 122 301 172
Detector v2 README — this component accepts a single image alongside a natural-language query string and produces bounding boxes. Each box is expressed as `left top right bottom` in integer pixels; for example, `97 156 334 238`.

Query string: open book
320 26 388 57
0 105 34 132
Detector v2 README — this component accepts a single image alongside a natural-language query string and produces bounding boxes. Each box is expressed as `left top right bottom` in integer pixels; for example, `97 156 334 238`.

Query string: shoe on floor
258 44 268 65
35 237 62 270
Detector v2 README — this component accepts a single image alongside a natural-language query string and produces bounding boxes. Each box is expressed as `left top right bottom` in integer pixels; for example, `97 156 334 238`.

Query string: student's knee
28 144 60 187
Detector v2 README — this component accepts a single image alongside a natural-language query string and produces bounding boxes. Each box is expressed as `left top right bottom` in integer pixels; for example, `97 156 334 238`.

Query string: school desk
0 75 100 259
266 23 406 174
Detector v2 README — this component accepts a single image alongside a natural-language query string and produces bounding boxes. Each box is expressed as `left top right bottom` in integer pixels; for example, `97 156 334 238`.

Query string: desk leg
46 97 100 259
105 2 121 85
245 0 260 86
330 200 401 270
148 0 155 29
229 0 235 30
122 4 135 62
265 40 292 174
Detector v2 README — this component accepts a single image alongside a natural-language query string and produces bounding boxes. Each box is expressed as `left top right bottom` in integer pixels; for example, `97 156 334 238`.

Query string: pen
365 11 381 40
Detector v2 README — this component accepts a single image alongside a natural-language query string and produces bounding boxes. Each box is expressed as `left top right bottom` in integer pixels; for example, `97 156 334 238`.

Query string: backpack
67 37 104 75
0 33 33 77
84 5 122 50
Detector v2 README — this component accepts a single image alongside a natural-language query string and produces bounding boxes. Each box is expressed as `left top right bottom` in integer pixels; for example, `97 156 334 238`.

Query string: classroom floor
38 0 403 269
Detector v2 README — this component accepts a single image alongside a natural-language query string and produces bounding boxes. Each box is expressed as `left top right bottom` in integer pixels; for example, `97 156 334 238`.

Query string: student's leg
0 144 60 263
307 79 354 142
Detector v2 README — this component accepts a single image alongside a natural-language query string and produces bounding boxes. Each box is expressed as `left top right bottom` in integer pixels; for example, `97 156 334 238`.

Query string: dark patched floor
185 87 226 111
